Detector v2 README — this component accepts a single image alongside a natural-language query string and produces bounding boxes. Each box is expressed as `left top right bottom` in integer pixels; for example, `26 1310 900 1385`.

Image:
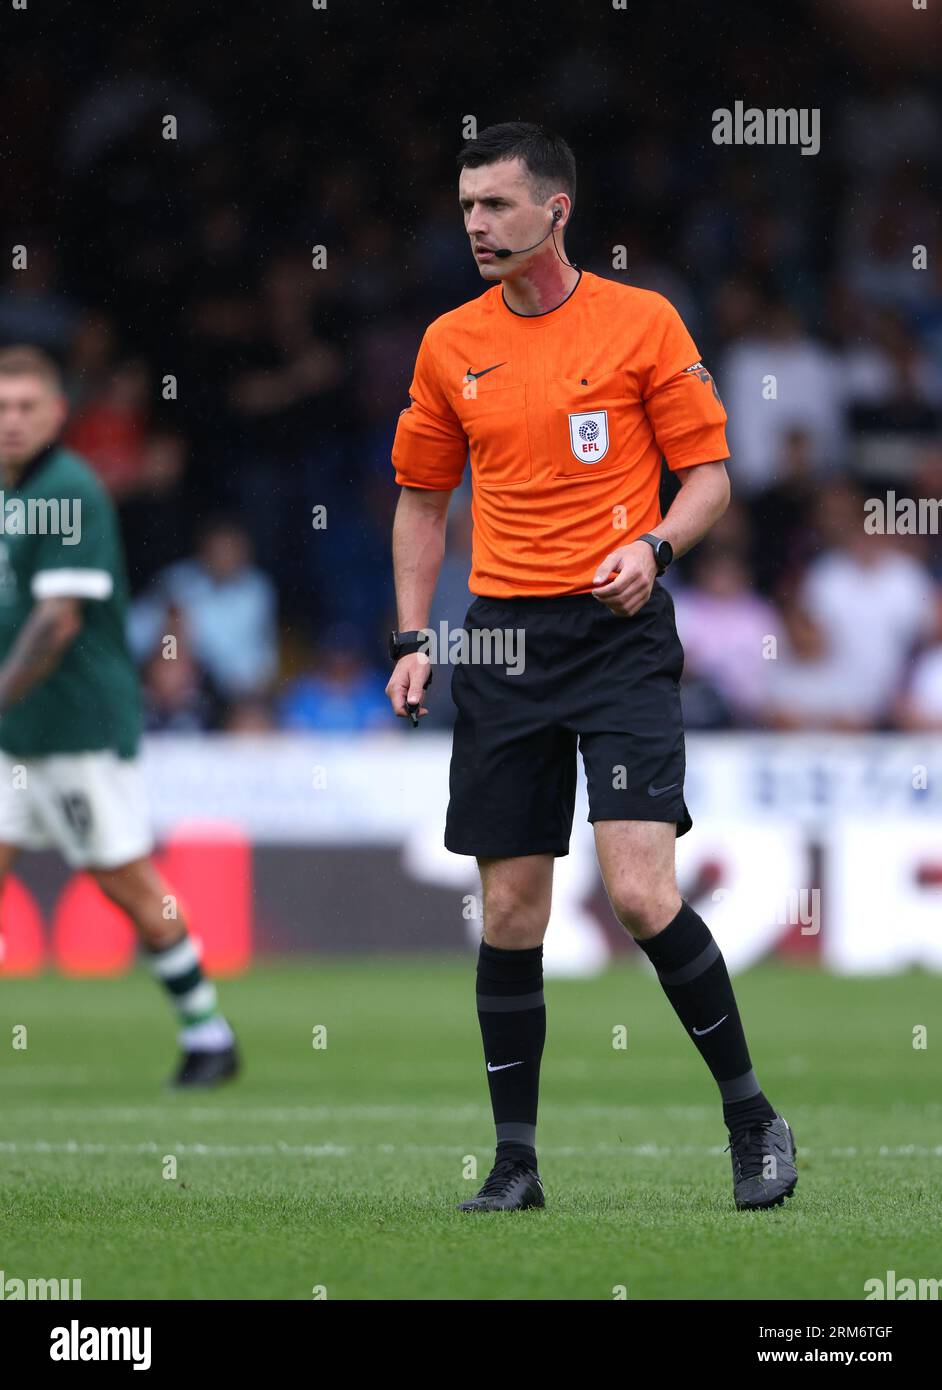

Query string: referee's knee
608 880 682 941
481 893 549 949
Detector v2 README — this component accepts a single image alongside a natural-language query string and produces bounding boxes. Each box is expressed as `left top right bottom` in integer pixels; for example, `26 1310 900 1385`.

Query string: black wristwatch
388 629 430 662
638 533 673 575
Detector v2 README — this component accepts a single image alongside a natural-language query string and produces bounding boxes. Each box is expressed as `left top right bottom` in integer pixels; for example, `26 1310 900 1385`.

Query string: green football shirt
0 443 142 758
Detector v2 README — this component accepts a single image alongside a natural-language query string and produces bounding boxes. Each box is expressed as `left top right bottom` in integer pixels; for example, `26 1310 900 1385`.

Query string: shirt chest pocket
548 370 634 480
451 382 531 488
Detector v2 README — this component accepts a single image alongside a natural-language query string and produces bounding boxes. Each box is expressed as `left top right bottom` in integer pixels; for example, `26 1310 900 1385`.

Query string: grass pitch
1 959 939 1300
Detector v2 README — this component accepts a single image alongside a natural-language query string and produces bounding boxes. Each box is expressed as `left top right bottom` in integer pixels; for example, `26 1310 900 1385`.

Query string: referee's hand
386 652 432 722
591 542 658 617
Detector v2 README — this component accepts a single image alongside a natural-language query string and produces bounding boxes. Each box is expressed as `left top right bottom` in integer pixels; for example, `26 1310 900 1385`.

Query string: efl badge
568 409 609 463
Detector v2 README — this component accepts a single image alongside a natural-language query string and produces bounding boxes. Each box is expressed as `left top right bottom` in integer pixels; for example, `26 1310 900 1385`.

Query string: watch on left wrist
388 629 430 663
638 533 673 575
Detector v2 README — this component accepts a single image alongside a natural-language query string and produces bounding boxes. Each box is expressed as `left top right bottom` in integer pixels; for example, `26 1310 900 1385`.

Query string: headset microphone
493 207 570 261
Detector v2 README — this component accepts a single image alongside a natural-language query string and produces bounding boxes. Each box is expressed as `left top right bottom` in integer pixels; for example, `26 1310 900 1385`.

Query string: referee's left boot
633 902 799 1210
458 1156 545 1213
726 1114 798 1211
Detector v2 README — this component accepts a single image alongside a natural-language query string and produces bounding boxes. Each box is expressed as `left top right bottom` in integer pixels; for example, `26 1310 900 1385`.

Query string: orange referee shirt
392 270 729 597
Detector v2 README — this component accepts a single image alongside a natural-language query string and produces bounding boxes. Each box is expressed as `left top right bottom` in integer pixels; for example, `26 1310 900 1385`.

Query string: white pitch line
0 1066 91 1082
1 1140 941 1159
0 1107 487 1125
0 1140 351 1158
0 1104 653 1123
0 1102 939 1130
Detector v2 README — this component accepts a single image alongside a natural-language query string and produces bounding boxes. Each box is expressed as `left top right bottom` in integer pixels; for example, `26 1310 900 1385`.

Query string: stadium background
2 0 942 1310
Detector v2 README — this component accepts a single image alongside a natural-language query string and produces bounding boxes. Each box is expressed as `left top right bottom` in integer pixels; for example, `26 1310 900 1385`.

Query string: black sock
475 940 545 1169
636 901 776 1133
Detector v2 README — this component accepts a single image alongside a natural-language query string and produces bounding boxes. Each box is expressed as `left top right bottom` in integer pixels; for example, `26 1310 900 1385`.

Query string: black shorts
444 581 692 858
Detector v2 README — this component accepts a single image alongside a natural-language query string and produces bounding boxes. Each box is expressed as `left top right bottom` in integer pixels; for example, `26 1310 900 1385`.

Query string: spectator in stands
64 310 120 411
721 296 846 493
673 545 780 727
224 699 277 734
129 517 278 701
748 427 819 597
907 443 942 584
0 243 80 353
843 309 942 458
761 594 871 731
277 622 389 732
117 429 191 590
140 608 221 733
895 644 942 731
776 481 940 727
64 358 151 498
226 252 349 595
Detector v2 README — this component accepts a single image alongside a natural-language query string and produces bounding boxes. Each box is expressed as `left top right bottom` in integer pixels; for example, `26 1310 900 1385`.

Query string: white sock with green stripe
147 936 234 1053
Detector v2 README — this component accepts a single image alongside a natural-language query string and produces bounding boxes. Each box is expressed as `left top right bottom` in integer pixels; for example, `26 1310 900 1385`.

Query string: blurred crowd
1 4 940 732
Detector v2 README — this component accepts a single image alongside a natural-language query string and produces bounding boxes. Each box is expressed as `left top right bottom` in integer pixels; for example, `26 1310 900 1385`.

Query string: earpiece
493 207 573 262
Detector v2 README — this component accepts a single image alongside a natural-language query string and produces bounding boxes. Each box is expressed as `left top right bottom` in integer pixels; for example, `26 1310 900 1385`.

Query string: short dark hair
456 122 576 216
0 344 63 392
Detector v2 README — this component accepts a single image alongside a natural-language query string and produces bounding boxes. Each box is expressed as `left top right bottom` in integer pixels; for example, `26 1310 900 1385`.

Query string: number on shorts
59 791 93 841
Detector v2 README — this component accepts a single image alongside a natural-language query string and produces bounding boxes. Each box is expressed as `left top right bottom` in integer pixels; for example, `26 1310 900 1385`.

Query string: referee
386 123 797 1213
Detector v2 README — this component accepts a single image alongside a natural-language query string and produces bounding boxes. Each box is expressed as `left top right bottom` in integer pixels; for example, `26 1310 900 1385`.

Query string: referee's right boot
458 1155 545 1212
727 1113 798 1211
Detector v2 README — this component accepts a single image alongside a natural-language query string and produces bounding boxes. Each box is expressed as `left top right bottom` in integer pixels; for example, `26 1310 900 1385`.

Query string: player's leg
458 852 553 1212
31 750 238 1087
88 854 238 1084
0 841 21 965
0 749 49 965
593 818 797 1210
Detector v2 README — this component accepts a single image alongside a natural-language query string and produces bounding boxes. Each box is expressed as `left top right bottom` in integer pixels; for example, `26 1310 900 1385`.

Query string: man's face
0 374 68 466
201 526 249 580
458 157 553 280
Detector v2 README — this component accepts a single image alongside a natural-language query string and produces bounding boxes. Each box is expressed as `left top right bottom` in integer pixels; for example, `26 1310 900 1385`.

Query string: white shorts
0 749 154 870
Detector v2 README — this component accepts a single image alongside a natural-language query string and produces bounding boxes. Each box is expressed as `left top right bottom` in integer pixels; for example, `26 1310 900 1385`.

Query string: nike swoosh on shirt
692 1015 728 1036
487 1060 524 1072
648 782 679 796
466 362 507 380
